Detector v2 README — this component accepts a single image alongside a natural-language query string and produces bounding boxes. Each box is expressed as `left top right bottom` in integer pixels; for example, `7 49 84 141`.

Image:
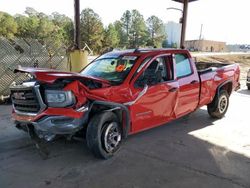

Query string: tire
86 111 122 159
207 90 229 119
248 86 250 90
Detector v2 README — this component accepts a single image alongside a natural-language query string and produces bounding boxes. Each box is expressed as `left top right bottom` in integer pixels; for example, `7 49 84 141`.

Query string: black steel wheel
207 90 229 119
86 112 122 159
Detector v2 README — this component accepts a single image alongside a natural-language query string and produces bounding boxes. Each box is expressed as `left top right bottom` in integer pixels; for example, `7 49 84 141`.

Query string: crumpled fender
63 80 108 108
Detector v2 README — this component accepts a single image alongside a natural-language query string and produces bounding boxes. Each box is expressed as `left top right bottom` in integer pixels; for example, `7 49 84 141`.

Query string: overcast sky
0 0 249 44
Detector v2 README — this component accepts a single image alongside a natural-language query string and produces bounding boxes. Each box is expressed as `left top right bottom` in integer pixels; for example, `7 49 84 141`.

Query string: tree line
0 7 167 54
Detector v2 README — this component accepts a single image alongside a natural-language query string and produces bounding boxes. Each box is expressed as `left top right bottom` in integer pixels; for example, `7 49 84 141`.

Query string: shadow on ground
237 89 250 95
0 105 249 188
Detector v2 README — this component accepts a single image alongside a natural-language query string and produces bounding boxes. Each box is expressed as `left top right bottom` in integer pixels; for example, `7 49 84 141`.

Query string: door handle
190 80 198 84
169 87 178 92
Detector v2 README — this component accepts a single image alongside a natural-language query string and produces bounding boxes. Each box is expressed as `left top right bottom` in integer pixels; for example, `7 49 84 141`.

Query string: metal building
184 39 226 52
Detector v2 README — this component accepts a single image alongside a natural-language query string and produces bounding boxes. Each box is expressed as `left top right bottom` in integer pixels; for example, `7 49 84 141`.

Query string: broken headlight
45 90 76 108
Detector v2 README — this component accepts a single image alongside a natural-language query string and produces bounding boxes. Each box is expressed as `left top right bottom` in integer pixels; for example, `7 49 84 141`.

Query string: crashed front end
10 69 92 142
11 81 89 141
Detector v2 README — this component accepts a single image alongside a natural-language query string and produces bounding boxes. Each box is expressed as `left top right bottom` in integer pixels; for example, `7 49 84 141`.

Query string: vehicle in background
247 69 250 90
10 49 240 159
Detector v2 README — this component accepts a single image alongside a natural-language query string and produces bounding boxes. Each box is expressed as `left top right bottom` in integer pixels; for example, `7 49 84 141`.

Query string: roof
97 48 189 59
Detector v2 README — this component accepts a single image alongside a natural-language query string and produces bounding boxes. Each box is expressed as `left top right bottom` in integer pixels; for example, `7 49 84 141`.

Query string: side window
175 54 192 78
134 57 168 88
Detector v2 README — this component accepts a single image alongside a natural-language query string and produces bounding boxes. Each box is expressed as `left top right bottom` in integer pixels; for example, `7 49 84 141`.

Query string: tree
80 8 104 54
15 8 74 47
102 24 119 50
15 14 39 38
24 7 38 17
120 10 132 46
0 12 17 39
1 7 170 52
129 10 148 48
114 20 127 48
62 21 74 46
37 16 55 41
119 10 148 48
146 15 166 47
51 12 74 46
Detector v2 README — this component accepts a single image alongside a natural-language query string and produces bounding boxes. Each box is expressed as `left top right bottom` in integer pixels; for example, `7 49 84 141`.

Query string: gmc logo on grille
13 92 26 100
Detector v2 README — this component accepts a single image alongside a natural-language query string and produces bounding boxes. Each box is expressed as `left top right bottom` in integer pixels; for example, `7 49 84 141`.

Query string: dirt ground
0 54 250 188
1 88 250 188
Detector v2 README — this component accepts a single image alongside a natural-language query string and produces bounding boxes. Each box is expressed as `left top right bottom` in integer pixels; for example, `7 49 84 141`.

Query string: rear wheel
86 112 122 159
248 86 250 90
207 90 229 119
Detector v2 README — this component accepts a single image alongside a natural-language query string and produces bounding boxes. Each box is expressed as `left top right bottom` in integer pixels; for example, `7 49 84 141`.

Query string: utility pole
74 0 81 50
172 0 198 49
67 0 88 72
180 0 188 49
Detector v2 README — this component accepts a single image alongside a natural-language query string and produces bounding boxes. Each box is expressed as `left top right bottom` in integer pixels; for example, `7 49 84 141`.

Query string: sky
0 0 249 44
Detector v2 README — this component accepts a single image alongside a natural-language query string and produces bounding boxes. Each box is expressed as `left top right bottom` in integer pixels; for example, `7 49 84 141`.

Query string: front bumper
14 111 88 135
33 116 84 134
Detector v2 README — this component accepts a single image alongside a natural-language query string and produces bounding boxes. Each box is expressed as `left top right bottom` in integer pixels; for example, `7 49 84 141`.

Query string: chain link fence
0 37 68 99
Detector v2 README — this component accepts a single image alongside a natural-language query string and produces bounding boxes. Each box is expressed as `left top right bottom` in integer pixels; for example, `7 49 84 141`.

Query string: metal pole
74 0 81 50
199 24 203 40
180 0 188 49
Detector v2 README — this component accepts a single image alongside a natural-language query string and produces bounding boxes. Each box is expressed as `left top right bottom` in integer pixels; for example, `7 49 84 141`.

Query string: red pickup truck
10 49 240 159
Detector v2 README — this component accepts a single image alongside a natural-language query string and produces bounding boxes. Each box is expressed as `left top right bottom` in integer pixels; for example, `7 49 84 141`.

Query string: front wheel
207 90 229 119
86 112 122 159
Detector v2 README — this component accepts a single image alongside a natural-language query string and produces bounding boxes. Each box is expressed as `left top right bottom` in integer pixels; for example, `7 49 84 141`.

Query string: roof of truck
99 48 189 59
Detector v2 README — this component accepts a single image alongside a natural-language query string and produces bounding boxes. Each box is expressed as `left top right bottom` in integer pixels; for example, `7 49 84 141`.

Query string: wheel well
219 82 233 96
210 81 233 106
87 101 130 138
88 105 122 123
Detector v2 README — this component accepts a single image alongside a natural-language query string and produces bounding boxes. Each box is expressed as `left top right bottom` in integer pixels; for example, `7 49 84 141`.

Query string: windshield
81 56 138 84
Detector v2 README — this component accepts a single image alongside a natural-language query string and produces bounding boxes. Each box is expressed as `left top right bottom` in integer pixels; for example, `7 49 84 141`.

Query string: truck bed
196 61 230 74
197 61 240 107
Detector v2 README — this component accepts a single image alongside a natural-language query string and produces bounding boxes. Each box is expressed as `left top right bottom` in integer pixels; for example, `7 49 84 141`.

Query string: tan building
184 40 226 52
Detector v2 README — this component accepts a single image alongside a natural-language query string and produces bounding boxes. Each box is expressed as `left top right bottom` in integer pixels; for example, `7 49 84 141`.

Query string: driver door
129 54 179 133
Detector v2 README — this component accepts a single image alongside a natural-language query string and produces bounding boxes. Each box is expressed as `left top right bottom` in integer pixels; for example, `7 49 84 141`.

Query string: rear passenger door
174 53 200 117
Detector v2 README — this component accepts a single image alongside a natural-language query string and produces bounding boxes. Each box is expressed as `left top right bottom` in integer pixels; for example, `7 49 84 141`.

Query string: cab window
134 56 171 88
175 54 192 78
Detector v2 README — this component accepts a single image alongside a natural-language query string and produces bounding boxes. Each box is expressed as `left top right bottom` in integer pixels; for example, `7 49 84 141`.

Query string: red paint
12 49 240 135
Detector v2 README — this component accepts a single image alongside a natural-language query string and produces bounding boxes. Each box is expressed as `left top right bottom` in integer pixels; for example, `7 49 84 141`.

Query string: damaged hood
14 67 110 84
14 67 135 104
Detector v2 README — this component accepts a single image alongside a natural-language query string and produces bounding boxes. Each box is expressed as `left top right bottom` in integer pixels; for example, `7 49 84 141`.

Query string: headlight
45 90 76 107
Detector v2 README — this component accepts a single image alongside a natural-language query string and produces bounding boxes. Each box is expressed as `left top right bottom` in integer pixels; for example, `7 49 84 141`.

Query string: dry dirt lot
0 89 250 188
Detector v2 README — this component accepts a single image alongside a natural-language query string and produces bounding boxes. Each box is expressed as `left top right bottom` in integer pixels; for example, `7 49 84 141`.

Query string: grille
11 86 41 114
